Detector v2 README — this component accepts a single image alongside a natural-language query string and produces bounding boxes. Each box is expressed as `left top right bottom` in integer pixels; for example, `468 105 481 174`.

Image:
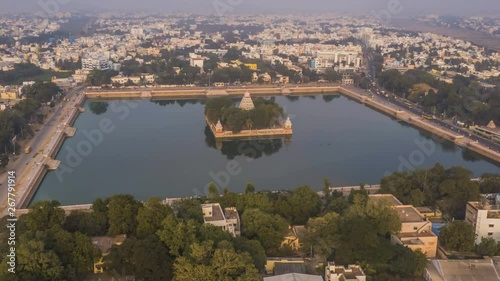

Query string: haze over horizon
3 0 500 16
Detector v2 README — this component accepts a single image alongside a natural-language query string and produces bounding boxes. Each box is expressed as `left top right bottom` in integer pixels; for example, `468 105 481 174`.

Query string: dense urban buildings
0 3 499 281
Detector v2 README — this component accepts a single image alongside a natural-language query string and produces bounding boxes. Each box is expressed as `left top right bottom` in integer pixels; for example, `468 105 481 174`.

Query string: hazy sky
3 0 500 16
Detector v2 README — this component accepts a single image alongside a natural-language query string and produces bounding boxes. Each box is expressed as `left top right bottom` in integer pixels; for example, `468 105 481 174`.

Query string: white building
312 51 363 69
189 53 205 70
466 200 500 244
82 57 110 71
325 262 366 281
130 27 144 36
194 48 228 58
202 203 240 237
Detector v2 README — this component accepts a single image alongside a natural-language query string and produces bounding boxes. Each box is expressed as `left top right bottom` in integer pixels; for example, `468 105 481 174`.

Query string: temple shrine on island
239 92 255 110
209 91 293 140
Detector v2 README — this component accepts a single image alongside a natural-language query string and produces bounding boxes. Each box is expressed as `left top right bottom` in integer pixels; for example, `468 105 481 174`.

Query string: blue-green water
32 95 500 205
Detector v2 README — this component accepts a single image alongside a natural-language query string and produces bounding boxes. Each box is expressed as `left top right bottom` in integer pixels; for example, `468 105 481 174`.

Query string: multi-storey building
325 262 366 281
201 203 241 237
369 194 438 258
466 199 500 244
82 57 110 71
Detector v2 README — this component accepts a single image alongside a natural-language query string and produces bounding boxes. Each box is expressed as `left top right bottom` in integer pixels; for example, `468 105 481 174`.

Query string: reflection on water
32 94 500 205
152 99 202 107
415 129 458 153
89 101 109 115
204 126 288 160
461 149 486 163
323 94 340 103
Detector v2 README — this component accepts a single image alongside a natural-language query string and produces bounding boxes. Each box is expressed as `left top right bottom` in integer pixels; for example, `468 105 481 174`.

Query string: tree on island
205 96 285 133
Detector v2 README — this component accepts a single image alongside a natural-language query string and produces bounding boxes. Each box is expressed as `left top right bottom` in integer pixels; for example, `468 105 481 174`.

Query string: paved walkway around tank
0 86 83 217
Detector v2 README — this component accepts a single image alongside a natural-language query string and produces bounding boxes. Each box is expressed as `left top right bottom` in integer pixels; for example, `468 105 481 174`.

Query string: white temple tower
284 116 292 130
239 92 255 110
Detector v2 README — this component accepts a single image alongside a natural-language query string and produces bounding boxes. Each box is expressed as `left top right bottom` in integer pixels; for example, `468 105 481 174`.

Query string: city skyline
2 0 500 16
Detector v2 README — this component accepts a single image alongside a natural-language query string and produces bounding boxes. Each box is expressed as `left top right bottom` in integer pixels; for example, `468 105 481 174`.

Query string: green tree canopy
136 197 173 239
439 221 475 252
233 237 267 273
476 237 498 257
387 245 427 278
157 214 198 257
172 240 260 281
21 81 61 103
106 194 142 236
479 173 500 193
380 165 480 219
25 200 65 232
336 195 401 263
241 208 289 256
245 182 256 194
106 235 174 281
288 185 322 224
13 98 40 118
303 212 340 258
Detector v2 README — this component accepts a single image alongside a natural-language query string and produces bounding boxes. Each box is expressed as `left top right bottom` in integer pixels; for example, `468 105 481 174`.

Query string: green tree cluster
0 178 450 281
380 164 480 219
438 221 475 252
0 201 99 281
87 70 118 86
377 67 500 125
55 58 82 71
22 81 61 103
302 194 426 280
205 96 285 133
0 97 46 167
479 173 500 193
0 63 67 85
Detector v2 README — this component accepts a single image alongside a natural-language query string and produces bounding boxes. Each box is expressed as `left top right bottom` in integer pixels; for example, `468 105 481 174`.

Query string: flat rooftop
328 266 364 277
274 262 307 275
395 205 424 223
224 207 239 220
398 231 437 238
202 203 226 222
369 194 402 206
430 259 500 281
468 201 500 211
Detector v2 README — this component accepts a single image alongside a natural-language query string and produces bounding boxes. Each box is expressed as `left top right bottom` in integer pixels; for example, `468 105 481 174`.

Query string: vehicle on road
422 114 435 120
24 146 31 154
